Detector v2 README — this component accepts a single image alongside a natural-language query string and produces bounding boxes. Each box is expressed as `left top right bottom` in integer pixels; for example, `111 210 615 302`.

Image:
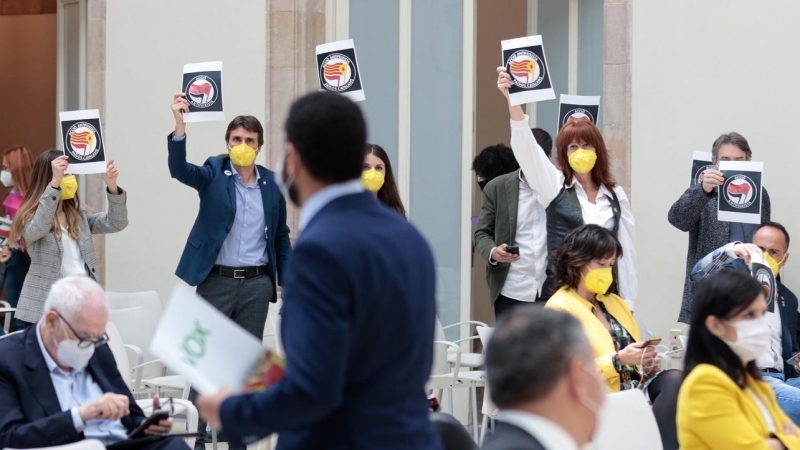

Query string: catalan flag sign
501 35 555 105
718 160 764 224
557 94 600 133
182 61 224 123
690 151 713 188
316 39 365 102
59 109 107 174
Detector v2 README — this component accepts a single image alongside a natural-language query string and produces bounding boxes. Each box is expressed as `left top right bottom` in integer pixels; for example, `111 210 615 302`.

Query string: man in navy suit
168 94 292 449
0 276 187 450
196 92 443 450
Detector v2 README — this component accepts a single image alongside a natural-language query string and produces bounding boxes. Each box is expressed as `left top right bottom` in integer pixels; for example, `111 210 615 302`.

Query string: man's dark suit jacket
482 421 546 450
219 191 443 450
0 327 147 449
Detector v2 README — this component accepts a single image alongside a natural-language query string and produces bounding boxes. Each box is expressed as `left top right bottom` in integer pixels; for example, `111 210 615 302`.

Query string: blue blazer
0 328 147 448
167 133 292 301
219 192 443 450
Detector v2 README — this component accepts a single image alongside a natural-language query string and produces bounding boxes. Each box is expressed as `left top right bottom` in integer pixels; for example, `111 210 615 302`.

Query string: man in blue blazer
0 276 187 450
196 92 443 450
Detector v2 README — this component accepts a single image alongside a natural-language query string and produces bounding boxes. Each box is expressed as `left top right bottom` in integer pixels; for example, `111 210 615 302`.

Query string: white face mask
273 148 296 205
1 171 14 187
53 319 95 370
580 364 607 441
720 315 770 362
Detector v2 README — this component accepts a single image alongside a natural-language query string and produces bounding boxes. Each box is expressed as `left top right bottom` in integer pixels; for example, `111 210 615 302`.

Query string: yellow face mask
765 253 786 276
568 148 597 174
583 267 613 295
229 143 257 167
361 169 385 192
59 175 78 201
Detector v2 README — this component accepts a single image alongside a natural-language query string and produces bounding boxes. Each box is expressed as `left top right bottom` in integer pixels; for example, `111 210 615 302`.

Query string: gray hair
42 276 107 322
712 132 751 162
486 307 593 409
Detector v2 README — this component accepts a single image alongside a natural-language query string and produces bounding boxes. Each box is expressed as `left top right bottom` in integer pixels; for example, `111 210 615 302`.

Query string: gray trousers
190 271 273 449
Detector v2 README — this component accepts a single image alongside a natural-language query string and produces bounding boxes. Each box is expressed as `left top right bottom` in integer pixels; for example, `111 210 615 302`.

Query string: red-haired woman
0 145 34 331
496 67 638 309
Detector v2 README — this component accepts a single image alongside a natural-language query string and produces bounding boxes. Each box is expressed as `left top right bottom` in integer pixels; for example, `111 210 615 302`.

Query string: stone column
87 0 107 284
265 0 326 240
603 0 632 196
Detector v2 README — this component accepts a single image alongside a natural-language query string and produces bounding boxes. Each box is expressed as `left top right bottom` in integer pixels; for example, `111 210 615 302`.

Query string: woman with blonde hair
0 145 34 331
9 150 128 324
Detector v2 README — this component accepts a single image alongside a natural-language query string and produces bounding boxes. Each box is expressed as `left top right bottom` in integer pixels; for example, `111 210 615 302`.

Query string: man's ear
783 252 790 268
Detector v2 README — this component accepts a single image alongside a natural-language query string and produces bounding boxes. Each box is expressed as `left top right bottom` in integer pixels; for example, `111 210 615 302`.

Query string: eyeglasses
55 311 110 349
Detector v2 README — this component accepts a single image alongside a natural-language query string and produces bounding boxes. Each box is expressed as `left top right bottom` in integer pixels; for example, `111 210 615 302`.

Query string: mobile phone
127 411 170 439
641 338 662 346
506 246 519 255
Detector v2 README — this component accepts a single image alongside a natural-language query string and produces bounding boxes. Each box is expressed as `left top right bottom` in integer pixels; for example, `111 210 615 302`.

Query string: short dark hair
225 116 264 148
486 307 591 409
711 132 751 162
553 224 623 293
532 128 552 158
756 221 791 250
472 144 519 182
284 92 367 184
685 269 764 387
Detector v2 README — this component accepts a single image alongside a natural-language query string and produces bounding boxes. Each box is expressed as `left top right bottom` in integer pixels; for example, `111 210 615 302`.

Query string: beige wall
632 1 800 339
0 14 57 156
104 0 266 299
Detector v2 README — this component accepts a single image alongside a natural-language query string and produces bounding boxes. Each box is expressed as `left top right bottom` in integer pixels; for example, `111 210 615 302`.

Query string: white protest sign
501 35 555 105
182 61 224 123
557 94 600 133
59 109 107 174
717 161 763 225
316 39 366 102
149 284 264 394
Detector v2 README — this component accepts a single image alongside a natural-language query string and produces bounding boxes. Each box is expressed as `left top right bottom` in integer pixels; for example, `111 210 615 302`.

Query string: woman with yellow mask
545 224 683 450
8 150 128 325
497 67 637 309
362 144 406 216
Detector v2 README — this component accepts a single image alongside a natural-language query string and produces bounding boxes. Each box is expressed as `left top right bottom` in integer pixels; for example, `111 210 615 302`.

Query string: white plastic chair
444 320 489 370
592 389 663 450
476 326 496 445
4 438 106 450
106 292 164 381
0 300 13 333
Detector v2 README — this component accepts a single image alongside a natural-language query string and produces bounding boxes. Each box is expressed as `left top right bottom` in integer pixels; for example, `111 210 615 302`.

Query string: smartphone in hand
506 246 519 255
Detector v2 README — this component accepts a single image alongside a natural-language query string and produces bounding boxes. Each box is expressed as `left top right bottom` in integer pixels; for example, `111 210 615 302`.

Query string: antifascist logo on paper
320 53 356 91
752 264 776 311
185 75 219 109
65 122 100 161
722 174 757 209
563 107 595 126
694 164 714 186
506 50 546 89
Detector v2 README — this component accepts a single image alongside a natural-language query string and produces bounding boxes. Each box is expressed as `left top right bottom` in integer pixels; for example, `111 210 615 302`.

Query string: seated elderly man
0 276 189 450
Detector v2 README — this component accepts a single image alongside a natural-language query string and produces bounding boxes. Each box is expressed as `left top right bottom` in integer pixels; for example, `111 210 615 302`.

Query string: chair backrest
476 326 497 416
262 297 283 347
592 389 663 450
106 291 162 313
429 412 479 450
0 329 23 341
430 316 449 377
105 321 132 390
679 335 689 350
108 305 161 379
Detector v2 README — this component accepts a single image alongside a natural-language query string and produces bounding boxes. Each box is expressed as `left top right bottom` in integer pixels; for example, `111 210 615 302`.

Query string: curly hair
552 224 622 293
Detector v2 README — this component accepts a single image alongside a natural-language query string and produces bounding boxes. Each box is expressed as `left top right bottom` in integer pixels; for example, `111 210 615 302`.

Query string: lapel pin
224 170 232 176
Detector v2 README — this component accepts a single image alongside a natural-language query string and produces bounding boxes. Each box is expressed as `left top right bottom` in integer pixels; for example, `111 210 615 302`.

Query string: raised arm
167 93 214 189
690 242 758 283
614 187 638 310
86 159 128 234
497 67 564 207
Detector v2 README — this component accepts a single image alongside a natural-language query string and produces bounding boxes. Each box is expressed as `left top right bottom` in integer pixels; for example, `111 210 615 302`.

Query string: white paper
182 61 224 123
717 161 764 224
501 35 555 105
316 39 366 102
149 284 264 394
59 109 107 175
692 151 712 163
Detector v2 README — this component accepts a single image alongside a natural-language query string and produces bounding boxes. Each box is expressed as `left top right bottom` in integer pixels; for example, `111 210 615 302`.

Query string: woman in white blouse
496 67 638 309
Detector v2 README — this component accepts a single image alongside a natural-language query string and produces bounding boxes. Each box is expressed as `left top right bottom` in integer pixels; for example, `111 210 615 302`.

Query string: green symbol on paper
181 320 211 366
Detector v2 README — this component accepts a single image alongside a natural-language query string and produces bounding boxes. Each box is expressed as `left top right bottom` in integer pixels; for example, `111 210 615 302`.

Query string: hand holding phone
640 338 662 347
506 246 519 255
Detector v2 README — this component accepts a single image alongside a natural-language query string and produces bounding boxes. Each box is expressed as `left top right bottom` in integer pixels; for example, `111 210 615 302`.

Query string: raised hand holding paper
182 61 224 123
501 35 555 105
690 151 713 188
718 160 763 224
557 94 600 133
149 284 266 394
316 39 365 102
750 253 777 313
59 109 107 174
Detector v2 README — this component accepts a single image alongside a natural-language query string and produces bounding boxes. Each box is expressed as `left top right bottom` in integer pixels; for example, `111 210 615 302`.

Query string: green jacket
474 170 520 304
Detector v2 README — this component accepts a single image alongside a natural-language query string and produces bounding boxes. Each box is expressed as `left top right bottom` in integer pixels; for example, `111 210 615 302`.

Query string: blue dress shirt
215 161 269 267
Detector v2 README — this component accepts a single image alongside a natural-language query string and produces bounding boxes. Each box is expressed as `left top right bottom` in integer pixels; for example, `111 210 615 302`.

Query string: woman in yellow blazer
679 269 800 450
545 224 682 449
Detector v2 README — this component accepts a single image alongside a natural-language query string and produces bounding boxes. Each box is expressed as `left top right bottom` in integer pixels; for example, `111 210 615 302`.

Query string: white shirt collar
566 177 613 197
498 410 579 450
36 321 63 374
298 179 364 231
